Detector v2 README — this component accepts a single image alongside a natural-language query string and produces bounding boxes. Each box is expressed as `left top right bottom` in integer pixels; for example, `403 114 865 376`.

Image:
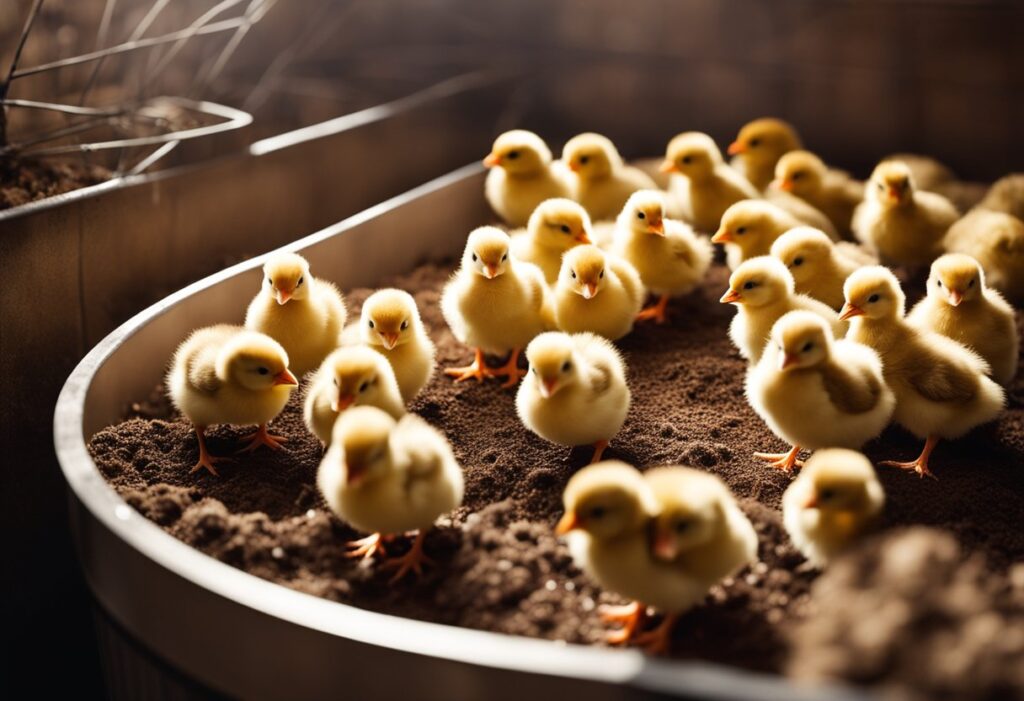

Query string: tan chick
244 252 346 378
484 130 571 226
722 256 846 364
772 150 864 236
977 173 1024 221
317 406 463 583
770 227 876 310
303 346 405 445
168 325 298 475
553 245 645 341
840 267 1005 478
442 227 552 387
516 332 630 463
907 254 1018 385
562 133 657 221
712 199 804 270
510 198 593 284
944 209 1024 305
612 190 713 324
782 449 885 567
746 311 895 471
727 117 802 191
357 288 436 403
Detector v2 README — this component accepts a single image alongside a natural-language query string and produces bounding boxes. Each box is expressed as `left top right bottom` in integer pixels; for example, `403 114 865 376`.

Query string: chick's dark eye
298 276 304 285
675 521 690 533
507 150 519 160
819 489 835 501
266 277 272 286
368 319 375 328
257 367 269 375
599 269 604 278
792 172 803 180
802 342 814 352
560 224 571 234
749 138 761 147
637 211 646 220
358 382 369 393
579 155 590 165
936 280 943 288
793 257 804 266
501 253 507 261
571 270 576 279
400 320 409 330
562 361 572 372
736 227 747 235
589 506 606 519
743 281 755 290
472 253 478 262
968 279 975 287
868 294 880 303
877 181 885 191
681 156 692 165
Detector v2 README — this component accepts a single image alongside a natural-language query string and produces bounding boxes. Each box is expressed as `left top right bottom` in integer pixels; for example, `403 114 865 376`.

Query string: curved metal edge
53 163 867 701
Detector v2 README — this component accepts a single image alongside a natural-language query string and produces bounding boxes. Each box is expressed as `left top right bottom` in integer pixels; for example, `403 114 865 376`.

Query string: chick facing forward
484 130 572 226
563 133 657 222
317 406 464 583
840 267 1005 478
168 325 299 475
611 190 712 324
727 117 802 191
712 199 805 270
244 252 346 378
355 288 436 403
944 209 1024 305
510 198 593 284
770 227 876 310
782 449 884 567
907 254 1018 385
773 150 864 237
442 227 553 387
516 332 630 463
303 346 405 445
722 256 846 364
746 311 895 471
553 245 645 341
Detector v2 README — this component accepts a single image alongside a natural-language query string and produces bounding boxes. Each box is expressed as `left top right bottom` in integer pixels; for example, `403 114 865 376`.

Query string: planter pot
56 165 867 701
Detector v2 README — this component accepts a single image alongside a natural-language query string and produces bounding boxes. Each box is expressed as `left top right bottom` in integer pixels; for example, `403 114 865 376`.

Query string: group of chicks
163 117 1021 654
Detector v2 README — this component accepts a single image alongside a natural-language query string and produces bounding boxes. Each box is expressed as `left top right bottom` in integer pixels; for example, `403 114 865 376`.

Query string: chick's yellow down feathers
509 198 593 284
944 208 1024 305
772 150 864 237
728 117 802 191
713 199 807 270
484 130 572 226
553 245 645 341
770 227 876 310
562 133 657 222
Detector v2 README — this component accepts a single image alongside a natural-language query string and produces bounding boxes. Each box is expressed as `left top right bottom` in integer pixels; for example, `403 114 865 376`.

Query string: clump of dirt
0 156 109 210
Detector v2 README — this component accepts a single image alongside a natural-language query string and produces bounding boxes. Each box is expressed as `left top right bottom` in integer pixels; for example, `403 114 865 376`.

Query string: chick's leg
345 532 389 560
190 425 230 476
488 347 527 388
590 439 610 464
237 423 288 453
382 530 435 584
754 445 803 472
636 294 671 324
880 435 939 480
600 601 646 645
632 612 679 656
444 348 490 383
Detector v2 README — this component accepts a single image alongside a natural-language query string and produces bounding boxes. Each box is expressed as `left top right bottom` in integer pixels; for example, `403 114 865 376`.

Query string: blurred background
2 0 1022 697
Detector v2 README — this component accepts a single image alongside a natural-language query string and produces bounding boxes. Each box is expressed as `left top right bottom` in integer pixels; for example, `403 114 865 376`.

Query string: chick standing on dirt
770 227 876 310
562 132 657 221
553 245 645 341
354 288 436 403
510 198 593 284
484 130 571 227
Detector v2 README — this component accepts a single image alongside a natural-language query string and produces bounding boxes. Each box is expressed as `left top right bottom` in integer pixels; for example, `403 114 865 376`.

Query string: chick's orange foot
236 423 289 453
490 347 526 388
445 348 490 383
636 294 671 324
632 613 679 656
600 601 646 645
880 436 939 480
754 445 804 472
381 531 435 584
189 426 229 476
590 439 610 464
345 532 390 560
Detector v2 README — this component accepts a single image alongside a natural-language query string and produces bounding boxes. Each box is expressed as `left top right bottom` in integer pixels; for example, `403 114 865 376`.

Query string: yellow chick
944 209 1024 305
978 173 1024 220
484 130 572 226
722 256 845 364
303 346 405 445
442 227 552 387
852 161 959 266
782 449 885 567
907 254 1018 385
885 152 954 192
553 245 645 341
516 332 630 463
746 311 895 471
662 131 759 233
612 190 713 324
840 267 1005 478
244 252 346 378
727 117 802 191
562 132 657 221
167 325 299 475
772 150 864 236
356 288 436 403
509 198 593 284
317 406 464 583
712 199 804 270
770 227 876 310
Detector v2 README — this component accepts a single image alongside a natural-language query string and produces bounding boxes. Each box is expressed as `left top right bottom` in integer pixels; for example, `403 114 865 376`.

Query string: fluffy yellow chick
885 152 954 192
357 288 436 403
944 209 1024 305
442 227 552 387
244 252 346 378
852 161 958 266
562 132 657 221
612 190 713 324
773 150 864 236
746 311 895 471
712 199 803 270
662 131 759 233
722 256 845 364
727 117 802 191
317 406 463 583
978 173 1024 220
510 198 593 284
907 254 1018 385
168 325 299 475
782 449 885 567
516 332 630 463
303 346 405 445
840 267 1005 478
553 245 645 340
484 130 571 226
770 227 876 310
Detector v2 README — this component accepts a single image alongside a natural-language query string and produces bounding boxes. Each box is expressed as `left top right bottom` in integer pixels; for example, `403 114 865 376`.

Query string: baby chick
357 288 436 403
317 406 463 583
782 449 885 567
907 254 1018 385
168 325 299 475
244 252 347 378
662 131 759 233
727 117 802 191
442 227 552 387
840 267 1005 478
510 198 593 284
944 209 1024 305
770 227 876 310
516 332 630 463
562 133 657 222
484 129 572 226
852 161 959 267
553 245 645 341
712 199 804 270
773 150 864 236
612 190 713 324
722 256 845 364
746 311 895 471
303 346 405 445
978 173 1024 221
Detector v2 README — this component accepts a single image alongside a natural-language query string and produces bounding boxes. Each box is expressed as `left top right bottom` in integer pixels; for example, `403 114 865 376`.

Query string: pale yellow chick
770 227 876 310
944 209 1024 305
978 173 1024 221
484 130 571 226
772 150 864 236
553 245 645 341
562 133 657 222
727 117 802 191
712 199 804 270
510 198 593 284
356 288 436 403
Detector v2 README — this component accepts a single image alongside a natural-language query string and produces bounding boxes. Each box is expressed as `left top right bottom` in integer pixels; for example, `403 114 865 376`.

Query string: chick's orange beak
779 352 800 371
887 187 901 202
803 492 819 509
379 331 399 349
555 511 580 535
838 303 864 321
275 288 293 305
947 289 963 306
711 228 733 244
659 159 678 174
647 219 665 235
727 140 746 155
345 460 368 485
274 369 298 386
778 178 795 192
539 377 559 398
483 263 499 279
483 152 501 168
720 289 742 304
331 394 354 412
568 160 581 173
575 229 591 244
582 282 598 299
652 528 678 561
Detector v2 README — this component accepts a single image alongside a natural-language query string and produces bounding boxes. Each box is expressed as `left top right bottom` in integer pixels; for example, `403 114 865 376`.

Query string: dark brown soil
89 260 1024 698
0 156 109 210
